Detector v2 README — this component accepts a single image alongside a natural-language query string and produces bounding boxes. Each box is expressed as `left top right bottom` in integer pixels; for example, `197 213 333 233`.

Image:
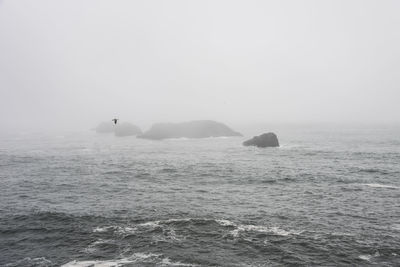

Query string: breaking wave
5 257 53 267
361 183 400 189
62 252 197 267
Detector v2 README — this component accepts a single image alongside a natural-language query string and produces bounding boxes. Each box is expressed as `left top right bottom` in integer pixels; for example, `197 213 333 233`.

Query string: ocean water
1 126 400 266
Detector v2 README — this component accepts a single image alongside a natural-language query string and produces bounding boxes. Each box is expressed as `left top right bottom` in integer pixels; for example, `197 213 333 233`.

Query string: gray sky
1 0 399 132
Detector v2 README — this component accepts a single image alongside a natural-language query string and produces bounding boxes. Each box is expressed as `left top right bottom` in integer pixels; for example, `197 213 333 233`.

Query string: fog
1 0 399 133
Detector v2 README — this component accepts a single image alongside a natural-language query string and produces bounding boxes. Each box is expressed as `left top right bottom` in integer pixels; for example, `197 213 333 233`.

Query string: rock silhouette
243 132 279 147
139 120 242 140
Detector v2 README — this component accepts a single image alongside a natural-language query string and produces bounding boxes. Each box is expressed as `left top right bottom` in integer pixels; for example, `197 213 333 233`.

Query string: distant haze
1 0 399 133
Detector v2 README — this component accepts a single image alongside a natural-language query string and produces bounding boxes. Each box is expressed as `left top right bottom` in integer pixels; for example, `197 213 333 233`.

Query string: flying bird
112 118 118 125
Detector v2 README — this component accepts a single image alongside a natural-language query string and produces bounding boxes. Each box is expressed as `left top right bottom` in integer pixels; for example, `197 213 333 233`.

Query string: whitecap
278 143 301 149
138 218 189 226
61 259 132 267
230 229 240 238
115 226 137 235
153 228 184 243
216 219 236 227
5 257 52 267
138 221 161 228
237 224 272 233
229 224 302 237
62 253 161 267
269 227 293 236
93 225 137 235
359 254 372 261
129 252 161 261
61 253 199 267
83 239 112 254
391 224 400 231
160 258 198 266
164 218 192 224
359 251 380 262
138 218 196 229
362 183 399 189
93 226 111 233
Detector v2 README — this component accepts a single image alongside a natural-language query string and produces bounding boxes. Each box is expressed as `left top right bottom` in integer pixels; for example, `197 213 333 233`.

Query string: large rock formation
138 120 242 140
114 122 142 137
95 121 142 137
243 132 279 148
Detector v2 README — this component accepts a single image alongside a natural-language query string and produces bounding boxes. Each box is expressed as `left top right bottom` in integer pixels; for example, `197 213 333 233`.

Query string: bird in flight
112 118 118 125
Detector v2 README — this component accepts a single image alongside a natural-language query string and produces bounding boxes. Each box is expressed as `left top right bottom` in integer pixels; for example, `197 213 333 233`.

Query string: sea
1 125 400 266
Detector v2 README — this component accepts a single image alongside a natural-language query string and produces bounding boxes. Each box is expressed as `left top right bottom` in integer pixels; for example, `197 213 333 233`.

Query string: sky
0 0 399 132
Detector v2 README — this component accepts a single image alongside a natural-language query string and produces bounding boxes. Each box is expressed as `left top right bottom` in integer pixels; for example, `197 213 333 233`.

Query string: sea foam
362 183 399 189
61 252 197 267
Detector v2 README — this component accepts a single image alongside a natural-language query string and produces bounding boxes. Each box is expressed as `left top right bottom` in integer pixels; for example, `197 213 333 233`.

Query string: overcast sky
0 0 399 132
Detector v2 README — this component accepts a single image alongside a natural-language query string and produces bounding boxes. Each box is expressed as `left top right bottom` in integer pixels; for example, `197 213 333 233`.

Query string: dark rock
114 122 142 137
243 132 279 147
138 120 242 140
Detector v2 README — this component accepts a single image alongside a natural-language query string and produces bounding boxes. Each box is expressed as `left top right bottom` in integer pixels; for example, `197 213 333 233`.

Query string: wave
92 219 192 243
61 253 158 267
276 143 301 149
361 183 400 189
83 239 115 254
229 224 303 238
92 218 302 240
359 168 388 174
93 225 136 235
143 218 302 237
359 251 380 263
5 257 53 267
215 219 303 238
215 219 236 227
92 218 193 234
337 180 400 189
161 167 178 173
260 179 277 184
359 254 372 262
61 252 198 267
352 167 399 176
391 224 400 231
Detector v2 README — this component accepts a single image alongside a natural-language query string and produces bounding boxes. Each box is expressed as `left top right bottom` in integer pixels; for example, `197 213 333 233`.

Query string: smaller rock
243 132 279 148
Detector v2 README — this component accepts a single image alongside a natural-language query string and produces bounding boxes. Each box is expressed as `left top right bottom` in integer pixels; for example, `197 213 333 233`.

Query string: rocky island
138 120 242 140
243 132 279 147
